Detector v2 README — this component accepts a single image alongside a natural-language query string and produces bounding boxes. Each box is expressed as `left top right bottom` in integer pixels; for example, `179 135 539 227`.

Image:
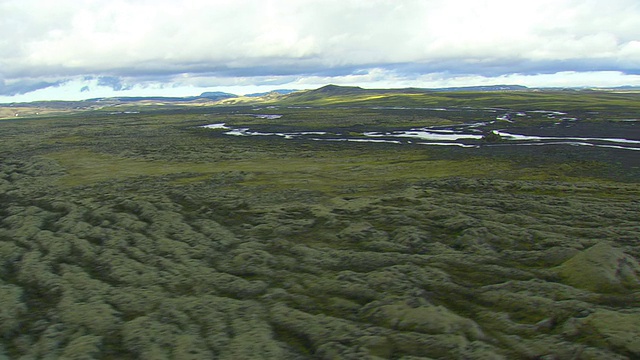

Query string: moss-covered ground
0 92 639 359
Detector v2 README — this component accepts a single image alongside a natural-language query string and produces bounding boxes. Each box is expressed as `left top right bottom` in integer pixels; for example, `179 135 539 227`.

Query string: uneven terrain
0 89 639 359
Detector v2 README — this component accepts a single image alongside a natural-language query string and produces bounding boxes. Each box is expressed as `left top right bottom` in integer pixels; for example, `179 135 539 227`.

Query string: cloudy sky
2 0 640 102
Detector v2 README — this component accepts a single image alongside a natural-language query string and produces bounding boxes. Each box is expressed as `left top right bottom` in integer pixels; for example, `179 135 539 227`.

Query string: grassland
275 86 640 116
0 105 77 119
0 90 639 359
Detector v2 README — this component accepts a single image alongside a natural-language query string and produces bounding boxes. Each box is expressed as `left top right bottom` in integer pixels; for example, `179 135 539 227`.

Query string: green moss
45 147 516 196
556 243 640 293
1 95 639 359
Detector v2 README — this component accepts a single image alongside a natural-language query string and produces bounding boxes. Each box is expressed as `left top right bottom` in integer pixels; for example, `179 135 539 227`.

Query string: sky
2 0 640 102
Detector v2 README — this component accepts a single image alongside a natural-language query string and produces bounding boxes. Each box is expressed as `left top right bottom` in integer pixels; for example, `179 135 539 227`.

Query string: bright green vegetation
0 91 639 359
46 148 514 190
274 86 640 117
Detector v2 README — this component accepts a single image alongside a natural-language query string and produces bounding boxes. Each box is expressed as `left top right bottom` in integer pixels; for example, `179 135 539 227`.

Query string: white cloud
2 0 640 100
2 69 640 104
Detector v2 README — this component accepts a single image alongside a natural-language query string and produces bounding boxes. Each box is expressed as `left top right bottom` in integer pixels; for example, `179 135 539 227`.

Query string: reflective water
200 111 640 151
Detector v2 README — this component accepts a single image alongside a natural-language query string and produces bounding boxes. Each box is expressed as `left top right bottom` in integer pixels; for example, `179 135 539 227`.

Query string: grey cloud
0 79 66 96
97 77 132 91
1 0 640 100
386 56 640 79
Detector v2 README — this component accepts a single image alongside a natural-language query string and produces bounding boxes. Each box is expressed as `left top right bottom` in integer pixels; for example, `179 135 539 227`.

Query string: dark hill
430 85 528 92
282 84 430 104
198 92 238 100
312 84 366 95
245 89 299 97
285 84 529 101
280 85 362 103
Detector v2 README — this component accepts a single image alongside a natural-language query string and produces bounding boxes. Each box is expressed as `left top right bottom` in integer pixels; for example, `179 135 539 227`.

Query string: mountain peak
199 91 237 99
313 84 365 94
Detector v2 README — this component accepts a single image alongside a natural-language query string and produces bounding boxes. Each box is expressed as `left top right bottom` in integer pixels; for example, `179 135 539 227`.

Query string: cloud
0 78 66 96
2 0 640 100
96 76 132 91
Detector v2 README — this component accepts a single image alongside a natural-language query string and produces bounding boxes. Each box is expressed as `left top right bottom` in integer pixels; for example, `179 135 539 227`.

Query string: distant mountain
274 84 542 107
282 85 531 104
604 85 640 91
10 84 636 109
429 85 529 92
84 93 237 103
102 96 200 102
292 84 528 96
198 92 238 100
245 89 299 97
311 84 366 94
276 85 425 106
281 84 374 102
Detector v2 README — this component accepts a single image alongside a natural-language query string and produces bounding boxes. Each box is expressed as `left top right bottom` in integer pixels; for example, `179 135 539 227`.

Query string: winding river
200 112 640 151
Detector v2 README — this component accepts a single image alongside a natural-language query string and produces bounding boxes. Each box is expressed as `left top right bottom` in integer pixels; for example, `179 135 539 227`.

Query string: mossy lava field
1 89 639 359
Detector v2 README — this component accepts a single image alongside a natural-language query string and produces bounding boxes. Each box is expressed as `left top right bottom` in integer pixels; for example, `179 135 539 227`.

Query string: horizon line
4 83 640 105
